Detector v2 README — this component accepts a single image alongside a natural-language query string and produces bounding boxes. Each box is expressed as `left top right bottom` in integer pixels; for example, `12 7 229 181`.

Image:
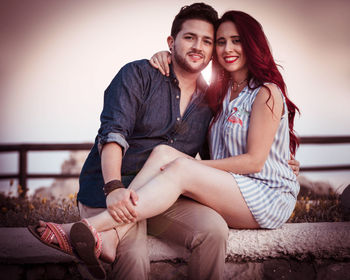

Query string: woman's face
215 21 248 77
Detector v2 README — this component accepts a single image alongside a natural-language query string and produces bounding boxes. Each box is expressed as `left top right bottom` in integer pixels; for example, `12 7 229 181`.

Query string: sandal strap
81 219 102 258
45 222 73 255
41 226 55 243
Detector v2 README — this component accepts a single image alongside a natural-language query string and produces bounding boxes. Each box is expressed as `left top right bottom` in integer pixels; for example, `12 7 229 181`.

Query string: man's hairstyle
171 3 218 39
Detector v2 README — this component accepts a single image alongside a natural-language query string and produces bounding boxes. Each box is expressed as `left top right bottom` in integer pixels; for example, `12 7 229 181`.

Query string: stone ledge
0 222 350 264
1 223 350 280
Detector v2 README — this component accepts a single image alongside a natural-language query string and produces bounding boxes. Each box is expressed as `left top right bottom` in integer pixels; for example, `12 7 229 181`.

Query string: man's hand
106 188 139 224
288 155 300 176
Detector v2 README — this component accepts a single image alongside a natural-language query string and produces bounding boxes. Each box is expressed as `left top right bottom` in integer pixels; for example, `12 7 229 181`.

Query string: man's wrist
103 179 125 196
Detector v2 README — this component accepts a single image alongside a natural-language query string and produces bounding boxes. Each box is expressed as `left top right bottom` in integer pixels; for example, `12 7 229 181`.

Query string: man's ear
167 36 174 52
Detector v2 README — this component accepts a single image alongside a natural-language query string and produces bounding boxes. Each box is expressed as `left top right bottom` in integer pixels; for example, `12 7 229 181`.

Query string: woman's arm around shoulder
149 51 171 76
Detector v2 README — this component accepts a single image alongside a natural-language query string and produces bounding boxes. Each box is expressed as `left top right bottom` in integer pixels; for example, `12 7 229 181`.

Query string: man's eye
204 40 212 45
185 36 193 40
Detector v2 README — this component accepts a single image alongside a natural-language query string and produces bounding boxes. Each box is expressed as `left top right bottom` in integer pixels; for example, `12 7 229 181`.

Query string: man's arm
101 143 138 223
97 62 151 223
101 143 123 182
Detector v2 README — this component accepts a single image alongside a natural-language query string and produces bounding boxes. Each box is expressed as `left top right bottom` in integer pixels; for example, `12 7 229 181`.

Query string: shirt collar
168 64 208 94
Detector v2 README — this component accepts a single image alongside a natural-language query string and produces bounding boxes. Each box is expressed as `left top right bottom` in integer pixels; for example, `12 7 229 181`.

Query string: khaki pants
79 197 228 280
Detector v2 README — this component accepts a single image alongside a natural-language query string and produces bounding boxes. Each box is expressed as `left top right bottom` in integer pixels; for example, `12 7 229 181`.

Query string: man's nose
192 39 203 50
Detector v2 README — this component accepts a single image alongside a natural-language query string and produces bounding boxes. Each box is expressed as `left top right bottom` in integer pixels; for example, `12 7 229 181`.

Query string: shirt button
176 117 181 121
176 95 180 99
170 139 174 144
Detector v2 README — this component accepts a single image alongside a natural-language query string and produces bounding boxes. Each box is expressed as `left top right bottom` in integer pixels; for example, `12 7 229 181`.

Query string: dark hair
207 11 300 155
171 3 218 39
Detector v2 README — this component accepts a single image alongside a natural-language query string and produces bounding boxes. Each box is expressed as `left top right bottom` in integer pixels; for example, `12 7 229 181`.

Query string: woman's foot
32 220 119 263
99 229 119 263
27 221 74 256
70 219 107 280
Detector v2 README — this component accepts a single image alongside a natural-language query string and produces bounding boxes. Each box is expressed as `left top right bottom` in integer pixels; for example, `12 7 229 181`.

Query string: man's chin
185 64 207 74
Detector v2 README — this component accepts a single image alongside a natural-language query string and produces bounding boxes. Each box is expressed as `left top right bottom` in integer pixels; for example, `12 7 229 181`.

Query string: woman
29 10 299 279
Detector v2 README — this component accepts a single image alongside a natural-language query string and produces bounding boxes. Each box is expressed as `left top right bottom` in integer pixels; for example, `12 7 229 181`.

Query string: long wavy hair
206 11 300 155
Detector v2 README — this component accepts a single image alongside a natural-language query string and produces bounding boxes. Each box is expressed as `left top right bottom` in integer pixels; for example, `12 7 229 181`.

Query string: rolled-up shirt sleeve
97 62 145 155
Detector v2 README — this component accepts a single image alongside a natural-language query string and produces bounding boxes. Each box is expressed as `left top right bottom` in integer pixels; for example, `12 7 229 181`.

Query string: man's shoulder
121 59 154 74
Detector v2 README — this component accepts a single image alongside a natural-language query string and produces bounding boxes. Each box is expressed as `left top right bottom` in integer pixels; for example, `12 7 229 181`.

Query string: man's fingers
130 190 139 206
108 208 123 223
115 207 132 223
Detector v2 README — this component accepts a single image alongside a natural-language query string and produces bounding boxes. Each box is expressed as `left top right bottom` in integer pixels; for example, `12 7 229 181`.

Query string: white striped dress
209 83 299 229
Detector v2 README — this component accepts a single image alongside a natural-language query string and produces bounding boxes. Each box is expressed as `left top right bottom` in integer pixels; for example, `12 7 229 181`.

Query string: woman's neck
230 69 248 83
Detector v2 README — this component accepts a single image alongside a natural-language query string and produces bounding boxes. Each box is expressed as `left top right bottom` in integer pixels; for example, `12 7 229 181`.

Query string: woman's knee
168 157 193 172
152 144 177 155
150 144 179 162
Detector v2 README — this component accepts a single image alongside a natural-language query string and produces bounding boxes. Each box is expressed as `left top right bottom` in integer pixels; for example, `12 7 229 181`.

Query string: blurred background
1 0 349 195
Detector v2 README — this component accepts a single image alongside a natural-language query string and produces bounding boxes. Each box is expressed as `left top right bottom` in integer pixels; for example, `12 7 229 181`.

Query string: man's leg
147 197 228 280
78 203 150 280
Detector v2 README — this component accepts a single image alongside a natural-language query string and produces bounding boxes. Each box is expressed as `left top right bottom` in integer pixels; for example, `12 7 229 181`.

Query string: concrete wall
1 222 350 279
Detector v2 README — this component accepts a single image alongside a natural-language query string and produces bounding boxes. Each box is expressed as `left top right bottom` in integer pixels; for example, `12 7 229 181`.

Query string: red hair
207 11 300 155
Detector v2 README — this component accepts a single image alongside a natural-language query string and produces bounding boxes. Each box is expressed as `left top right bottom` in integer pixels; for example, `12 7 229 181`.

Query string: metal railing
0 136 349 196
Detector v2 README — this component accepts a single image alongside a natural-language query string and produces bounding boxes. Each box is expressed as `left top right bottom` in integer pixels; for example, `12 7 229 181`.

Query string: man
78 3 228 279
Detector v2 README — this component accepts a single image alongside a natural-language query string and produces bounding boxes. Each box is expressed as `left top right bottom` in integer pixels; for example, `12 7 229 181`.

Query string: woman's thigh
167 158 259 229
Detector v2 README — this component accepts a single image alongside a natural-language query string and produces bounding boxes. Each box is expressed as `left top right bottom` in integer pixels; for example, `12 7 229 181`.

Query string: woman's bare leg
127 145 192 191
86 145 194 232
87 146 258 231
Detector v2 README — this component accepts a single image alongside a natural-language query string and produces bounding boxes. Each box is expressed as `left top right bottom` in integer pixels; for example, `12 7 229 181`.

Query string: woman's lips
224 56 238 63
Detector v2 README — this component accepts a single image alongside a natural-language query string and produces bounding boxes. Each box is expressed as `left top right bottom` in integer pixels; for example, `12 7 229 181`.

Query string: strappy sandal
70 219 105 280
28 222 74 256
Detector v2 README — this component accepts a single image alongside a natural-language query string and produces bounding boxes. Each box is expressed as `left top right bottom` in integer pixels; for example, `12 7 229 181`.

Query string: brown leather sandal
70 219 105 280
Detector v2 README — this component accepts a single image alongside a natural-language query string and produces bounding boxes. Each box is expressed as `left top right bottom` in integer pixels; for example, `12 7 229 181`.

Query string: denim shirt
78 59 212 208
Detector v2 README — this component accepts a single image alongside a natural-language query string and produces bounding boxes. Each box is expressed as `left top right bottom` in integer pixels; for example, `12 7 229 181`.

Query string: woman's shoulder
258 83 283 102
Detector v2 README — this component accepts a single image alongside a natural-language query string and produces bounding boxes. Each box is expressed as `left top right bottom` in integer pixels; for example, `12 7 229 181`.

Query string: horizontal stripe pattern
209 83 299 228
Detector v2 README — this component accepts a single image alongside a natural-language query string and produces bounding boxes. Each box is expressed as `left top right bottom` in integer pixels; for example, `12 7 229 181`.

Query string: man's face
168 19 214 73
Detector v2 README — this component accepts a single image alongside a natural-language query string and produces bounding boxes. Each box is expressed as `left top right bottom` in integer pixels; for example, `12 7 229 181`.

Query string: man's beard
173 46 207 74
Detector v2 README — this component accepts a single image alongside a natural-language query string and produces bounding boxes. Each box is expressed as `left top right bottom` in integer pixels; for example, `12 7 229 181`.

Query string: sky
0 0 349 193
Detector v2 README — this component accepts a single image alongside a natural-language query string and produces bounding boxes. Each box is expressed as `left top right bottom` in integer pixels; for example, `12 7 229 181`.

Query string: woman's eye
232 38 241 44
216 40 225 46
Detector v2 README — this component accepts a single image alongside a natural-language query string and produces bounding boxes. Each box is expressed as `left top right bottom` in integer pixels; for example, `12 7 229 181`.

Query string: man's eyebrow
183 32 196 36
203 35 214 41
184 32 213 41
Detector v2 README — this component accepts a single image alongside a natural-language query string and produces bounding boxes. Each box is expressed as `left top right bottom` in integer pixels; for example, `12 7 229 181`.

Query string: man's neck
172 62 199 96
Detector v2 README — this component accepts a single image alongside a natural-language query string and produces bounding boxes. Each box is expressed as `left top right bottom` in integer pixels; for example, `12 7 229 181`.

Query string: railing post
19 147 27 197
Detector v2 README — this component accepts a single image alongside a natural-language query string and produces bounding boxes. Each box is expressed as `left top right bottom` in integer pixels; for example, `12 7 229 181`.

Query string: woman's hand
106 188 139 224
288 155 300 176
149 51 171 76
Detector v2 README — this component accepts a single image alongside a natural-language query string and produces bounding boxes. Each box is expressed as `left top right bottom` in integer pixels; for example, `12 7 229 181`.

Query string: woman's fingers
158 53 170 76
288 158 300 176
150 56 166 75
149 51 171 76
